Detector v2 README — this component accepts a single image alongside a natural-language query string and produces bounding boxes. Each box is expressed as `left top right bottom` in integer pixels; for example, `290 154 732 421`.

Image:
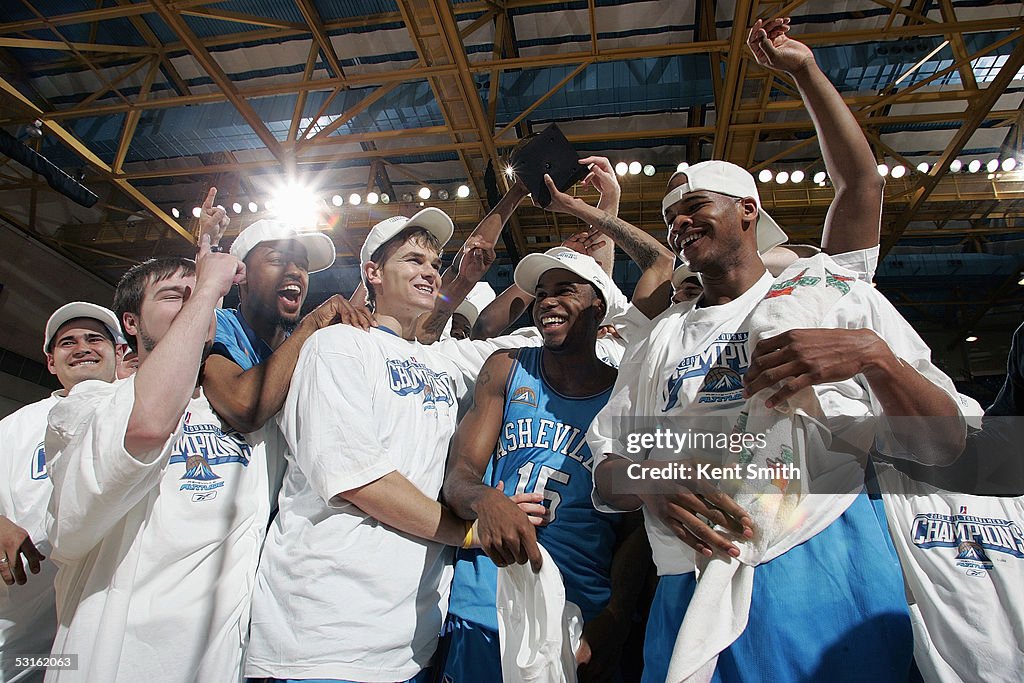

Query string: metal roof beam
937 0 979 91
112 56 160 173
881 35 1024 254
148 0 287 164
0 73 191 242
0 37 158 54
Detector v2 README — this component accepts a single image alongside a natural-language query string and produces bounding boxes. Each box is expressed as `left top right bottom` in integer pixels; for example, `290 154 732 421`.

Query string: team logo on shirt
170 412 252 493
510 386 538 407
765 269 820 299
911 507 1024 575
30 442 47 480
663 332 749 410
764 268 856 299
386 357 456 412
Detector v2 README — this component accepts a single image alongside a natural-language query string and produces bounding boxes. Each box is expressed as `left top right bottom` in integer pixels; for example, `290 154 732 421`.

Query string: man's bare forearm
587 187 620 276
416 272 478 343
791 61 882 253
342 471 468 546
579 204 668 271
594 456 644 512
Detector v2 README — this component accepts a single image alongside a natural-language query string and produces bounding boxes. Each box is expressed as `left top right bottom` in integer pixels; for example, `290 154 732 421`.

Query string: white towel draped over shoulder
665 255 864 683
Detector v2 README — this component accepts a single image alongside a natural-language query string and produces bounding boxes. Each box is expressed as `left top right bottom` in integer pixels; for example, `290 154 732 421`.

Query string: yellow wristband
461 521 474 549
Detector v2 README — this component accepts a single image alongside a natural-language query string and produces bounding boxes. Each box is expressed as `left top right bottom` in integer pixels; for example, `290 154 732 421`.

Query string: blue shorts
438 614 502 683
642 493 913 683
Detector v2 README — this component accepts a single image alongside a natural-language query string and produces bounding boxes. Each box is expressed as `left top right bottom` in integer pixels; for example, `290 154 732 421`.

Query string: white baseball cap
359 207 455 284
44 302 124 354
230 219 336 273
514 247 613 307
662 160 787 255
671 264 701 289
455 282 497 328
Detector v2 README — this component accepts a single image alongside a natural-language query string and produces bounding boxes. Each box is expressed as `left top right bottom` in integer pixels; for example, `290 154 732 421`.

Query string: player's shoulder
308 323 382 351
47 378 127 439
482 346 521 374
0 393 59 430
471 348 517 398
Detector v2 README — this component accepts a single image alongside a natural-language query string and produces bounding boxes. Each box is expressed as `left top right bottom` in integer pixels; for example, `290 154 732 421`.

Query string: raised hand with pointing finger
198 186 231 249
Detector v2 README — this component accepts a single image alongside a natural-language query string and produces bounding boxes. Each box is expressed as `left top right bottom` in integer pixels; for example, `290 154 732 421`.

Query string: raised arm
442 350 543 570
748 18 882 254
542 174 674 319
202 295 373 433
414 184 528 342
125 238 243 458
579 156 621 277
416 235 495 343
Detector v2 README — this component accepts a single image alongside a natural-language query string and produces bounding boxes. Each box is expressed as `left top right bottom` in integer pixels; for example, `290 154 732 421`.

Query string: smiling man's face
46 318 117 390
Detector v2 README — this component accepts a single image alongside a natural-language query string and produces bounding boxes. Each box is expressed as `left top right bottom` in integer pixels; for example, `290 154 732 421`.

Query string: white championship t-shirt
588 265 964 576
0 394 60 682
44 378 275 683
876 464 1024 683
248 325 499 680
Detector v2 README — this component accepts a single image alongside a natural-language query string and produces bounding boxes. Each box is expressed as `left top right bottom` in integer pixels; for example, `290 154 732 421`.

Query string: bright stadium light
676 162 689 173
949 159 962 173
891 165 906 179
790 170 805 183
271 181 321 229
171 207 180 219
367 192 379 205
628 161 642 175
248 201 258 213
758 169 773 183
191 206 201 218
456 184 470 198
349 193 362 206
418 187 431 200
332 194 343 207
775 171 789 184
987 159 1000 173
643 164 656 176
615 162 628 176
1002 158 1017 172
813 171 827 184
967 159 982 173
232 202 242 214
917 162 930 173
877 163 890 177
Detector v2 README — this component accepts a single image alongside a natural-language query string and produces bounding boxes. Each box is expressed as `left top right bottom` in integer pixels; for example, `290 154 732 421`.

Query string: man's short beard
138 333 213 361
140 333 158 353
278 315 299 334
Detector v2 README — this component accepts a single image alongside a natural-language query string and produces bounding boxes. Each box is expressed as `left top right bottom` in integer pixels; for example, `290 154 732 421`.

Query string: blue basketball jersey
447 347 619 631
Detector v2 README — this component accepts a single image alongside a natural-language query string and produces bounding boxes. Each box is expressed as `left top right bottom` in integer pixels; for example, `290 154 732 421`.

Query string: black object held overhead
507 123 589 208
